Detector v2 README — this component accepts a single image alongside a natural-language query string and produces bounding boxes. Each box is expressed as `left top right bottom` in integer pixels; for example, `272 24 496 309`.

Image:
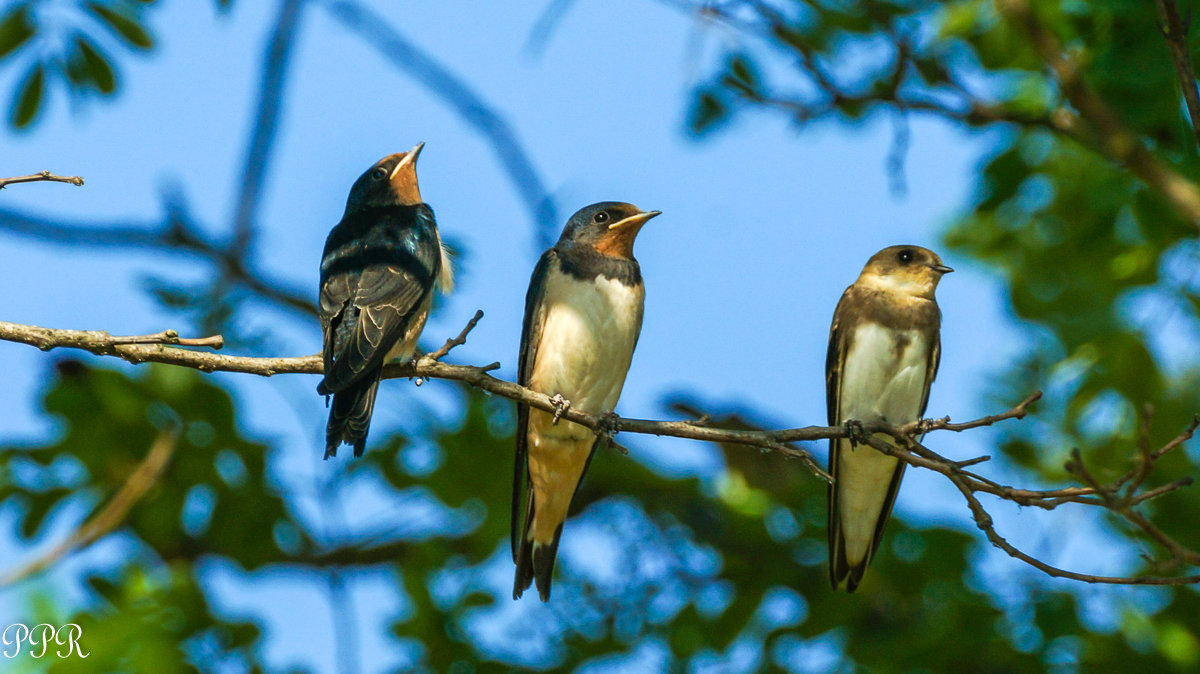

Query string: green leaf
77 37 116 93
0 4 34 62
87 2 154 50
689 90 729 135
10 61 43 128
725 54 760 97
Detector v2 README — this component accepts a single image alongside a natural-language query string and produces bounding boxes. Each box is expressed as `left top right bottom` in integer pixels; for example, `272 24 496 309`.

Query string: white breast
839 322 930 425
529 269 644 439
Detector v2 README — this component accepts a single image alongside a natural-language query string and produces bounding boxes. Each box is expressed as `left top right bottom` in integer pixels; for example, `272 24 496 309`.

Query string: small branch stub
0 171 86 190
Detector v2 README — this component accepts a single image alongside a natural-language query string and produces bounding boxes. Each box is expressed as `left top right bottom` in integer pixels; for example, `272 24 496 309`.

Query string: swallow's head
344 142 425 213
558 201 661 259
859 245 953 298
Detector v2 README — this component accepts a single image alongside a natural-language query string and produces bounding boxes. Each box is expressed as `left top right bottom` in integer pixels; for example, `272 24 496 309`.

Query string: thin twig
230 0 304 256
109 330 225 348
322 0 560 252
420 309 483 364
1155 0 1200 151
999 0 1200 229
2 322 225 354
0 208 318 317
686 0 1200 229
0 171 85 190
0 427 179 587
899 391 1043 435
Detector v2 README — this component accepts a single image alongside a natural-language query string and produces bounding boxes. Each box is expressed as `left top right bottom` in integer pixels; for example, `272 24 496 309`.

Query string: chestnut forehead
604 203 641 218
374 153 407 170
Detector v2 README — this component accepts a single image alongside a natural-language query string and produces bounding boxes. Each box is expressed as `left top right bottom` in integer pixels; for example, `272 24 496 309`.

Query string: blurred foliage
684 0 1200 668
0 0 230 129
3 363 1195 670
4 0 1200 672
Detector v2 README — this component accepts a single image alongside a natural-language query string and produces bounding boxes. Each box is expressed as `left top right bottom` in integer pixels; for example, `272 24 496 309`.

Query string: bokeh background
2 0 1199 671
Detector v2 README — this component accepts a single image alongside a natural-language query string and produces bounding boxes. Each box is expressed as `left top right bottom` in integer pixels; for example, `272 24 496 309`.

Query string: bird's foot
597 411 621 439
916 416 948 435
595 412 628 454
844 419 867 446
550 394 572 425
409 354 430 386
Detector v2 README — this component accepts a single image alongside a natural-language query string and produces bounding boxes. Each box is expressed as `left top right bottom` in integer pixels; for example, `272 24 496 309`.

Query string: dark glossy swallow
318 143 453 458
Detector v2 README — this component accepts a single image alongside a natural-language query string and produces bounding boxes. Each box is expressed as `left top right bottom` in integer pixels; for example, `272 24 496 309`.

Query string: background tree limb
2 314 1196 586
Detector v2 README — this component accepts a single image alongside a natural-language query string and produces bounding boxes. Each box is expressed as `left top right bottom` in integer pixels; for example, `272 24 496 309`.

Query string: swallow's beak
391 141 425 179
608 209 661 231
931 264 954 274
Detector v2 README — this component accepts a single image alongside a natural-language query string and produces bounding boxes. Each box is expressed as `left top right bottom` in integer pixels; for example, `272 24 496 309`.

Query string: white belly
840 323 930 425
528 270 644 441
836 322 931 564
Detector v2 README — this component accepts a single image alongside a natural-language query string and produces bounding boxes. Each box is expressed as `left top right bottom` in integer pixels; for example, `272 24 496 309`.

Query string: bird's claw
844 419 866 445
597 411 621 439
550 394 571 425
408 354 430 386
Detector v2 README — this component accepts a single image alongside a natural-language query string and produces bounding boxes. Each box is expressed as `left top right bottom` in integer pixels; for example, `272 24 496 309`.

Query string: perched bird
826 245 952 591
512 201 660 601
317 143 453 459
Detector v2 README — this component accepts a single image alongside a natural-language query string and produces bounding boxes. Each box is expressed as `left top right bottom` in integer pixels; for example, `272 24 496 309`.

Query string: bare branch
0 208 318 317
1155 0 1200 151
1 322 224 354
3 316 1197 584
0 171 85 190
231 0 305 255
419 309 484 364
110 330 225 348
322 0 559 253
684 0 1200 229
0 427 179 587
998 0 1200 229
899 390 1043 436
857 433 1200 585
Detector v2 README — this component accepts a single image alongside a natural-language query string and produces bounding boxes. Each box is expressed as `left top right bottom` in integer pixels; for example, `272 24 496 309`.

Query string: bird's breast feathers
840 322 931 424
529 268 644 431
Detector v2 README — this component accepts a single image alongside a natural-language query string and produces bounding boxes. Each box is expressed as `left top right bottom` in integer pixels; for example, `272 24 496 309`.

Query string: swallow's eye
897 249 914 264
372 167 388 180
593 211 610 224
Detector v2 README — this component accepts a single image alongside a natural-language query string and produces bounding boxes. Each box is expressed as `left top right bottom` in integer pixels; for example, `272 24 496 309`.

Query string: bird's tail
512 485 562 602
324 375 381 459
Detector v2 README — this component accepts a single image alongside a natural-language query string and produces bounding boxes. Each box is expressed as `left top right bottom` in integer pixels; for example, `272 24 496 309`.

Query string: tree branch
0 426 179 587
1155 0 1200 151
321 0 559 252
2 314 1196 584
0 208 318 317
230 0 304 256
0 171 85 190
419 309 483 364
998 0 1200 229
686 0 1200 229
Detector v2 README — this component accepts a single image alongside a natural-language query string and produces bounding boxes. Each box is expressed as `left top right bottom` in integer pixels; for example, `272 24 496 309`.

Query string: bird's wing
826 287 859 587
320 210 440 394
917 329 941 419
512 248 558 560
825 287 852 427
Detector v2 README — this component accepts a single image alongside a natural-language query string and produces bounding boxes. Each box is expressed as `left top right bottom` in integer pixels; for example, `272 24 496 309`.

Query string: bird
826 245 952 592
512 201 660 601
317 143 453 459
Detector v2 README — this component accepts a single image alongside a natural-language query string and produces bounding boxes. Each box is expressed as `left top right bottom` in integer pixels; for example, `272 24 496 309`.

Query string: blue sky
0 1 1113 670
